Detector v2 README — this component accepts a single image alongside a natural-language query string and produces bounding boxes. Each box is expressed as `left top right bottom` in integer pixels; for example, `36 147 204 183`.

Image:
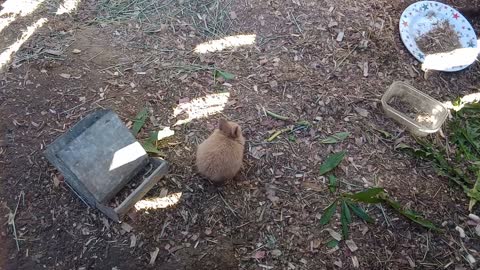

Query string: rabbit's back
196 130 244 184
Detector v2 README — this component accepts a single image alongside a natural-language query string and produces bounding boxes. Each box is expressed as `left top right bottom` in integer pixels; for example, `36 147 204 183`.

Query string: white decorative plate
399 1 478 72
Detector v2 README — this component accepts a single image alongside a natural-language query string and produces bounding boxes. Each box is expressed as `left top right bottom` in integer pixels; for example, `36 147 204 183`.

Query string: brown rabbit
196 118 245 185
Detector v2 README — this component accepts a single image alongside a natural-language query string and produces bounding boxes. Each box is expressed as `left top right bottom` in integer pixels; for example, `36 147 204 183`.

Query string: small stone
466 254 476 264
336 31 344 42
72 49 82 54
271 249 282 257
269 80 278 88
468 214 480 222
455 226 466 238
328 21 338 28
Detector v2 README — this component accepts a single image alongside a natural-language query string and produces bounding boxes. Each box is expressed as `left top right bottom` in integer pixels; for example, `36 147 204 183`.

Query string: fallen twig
267 128 291 142
263 108 289 121
8 191 25 251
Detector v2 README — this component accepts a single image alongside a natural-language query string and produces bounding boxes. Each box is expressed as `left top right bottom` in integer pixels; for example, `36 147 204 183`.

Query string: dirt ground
1 0 480 269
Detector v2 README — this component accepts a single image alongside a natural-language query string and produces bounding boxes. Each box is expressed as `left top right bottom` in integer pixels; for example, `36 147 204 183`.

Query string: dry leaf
121 222 133 233
149 247 160 265
363 62 369 77
252 250 266 259
130 234 137 248
324 228 342 241
352 256 359 268
53 175 60 188
302 182 324 192
44 49 62 56
250 146 266 159
159 188 168 198
266 186 280 205
354 107 369 117
345 240 358 252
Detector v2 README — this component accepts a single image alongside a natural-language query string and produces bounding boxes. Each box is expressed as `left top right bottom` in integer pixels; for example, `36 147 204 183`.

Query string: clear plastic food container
381 81 448 137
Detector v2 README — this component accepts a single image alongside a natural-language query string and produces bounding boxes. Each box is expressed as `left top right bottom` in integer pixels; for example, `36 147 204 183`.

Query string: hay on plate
416 20 462 55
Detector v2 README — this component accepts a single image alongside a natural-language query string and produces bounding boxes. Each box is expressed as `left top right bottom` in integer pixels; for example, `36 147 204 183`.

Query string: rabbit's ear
232 125 241 139
218 118 232 135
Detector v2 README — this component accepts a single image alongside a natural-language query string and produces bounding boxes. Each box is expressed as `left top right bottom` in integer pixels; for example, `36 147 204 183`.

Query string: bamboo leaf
319 151 346 175
214 70 235 80
381 194 441 231
347 202 374 223
320 200 337 226
142 142 162 154
346 187 384 203
328 175 337 193
326 239 339 248
342 200 352 224
320 132 350 144
131 108 148 136
340 206 350 239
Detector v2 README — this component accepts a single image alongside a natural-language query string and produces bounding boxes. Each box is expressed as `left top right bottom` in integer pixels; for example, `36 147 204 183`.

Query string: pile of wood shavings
416 20 462 55
388 97 435 128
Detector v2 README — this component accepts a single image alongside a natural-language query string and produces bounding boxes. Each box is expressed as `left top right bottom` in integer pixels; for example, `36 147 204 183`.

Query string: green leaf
295 120 311 127
131 108 148 136
347 202 374 223
467 173 480 211
142 141 162 154
346 188 384 203
288 134 297 142
320 132 350 144
326 239 339 248
146 131 159 144
320 200 337 226
341 200 352 224
381 194 441 231
340 205 350 239
396 143 433 160
328 175 337 193
376 129 392 138
214 70 235 80
319 151 346 175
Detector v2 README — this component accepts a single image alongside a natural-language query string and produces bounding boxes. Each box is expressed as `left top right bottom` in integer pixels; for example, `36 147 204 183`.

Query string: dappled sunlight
0 0 46 33
156 127 175 141
0 17 47 70
173 92 230 126
421 41 480 71
194 34 256 54
444 92 480 111
56 0 82 15
109 141 146 171
134 192 182 211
